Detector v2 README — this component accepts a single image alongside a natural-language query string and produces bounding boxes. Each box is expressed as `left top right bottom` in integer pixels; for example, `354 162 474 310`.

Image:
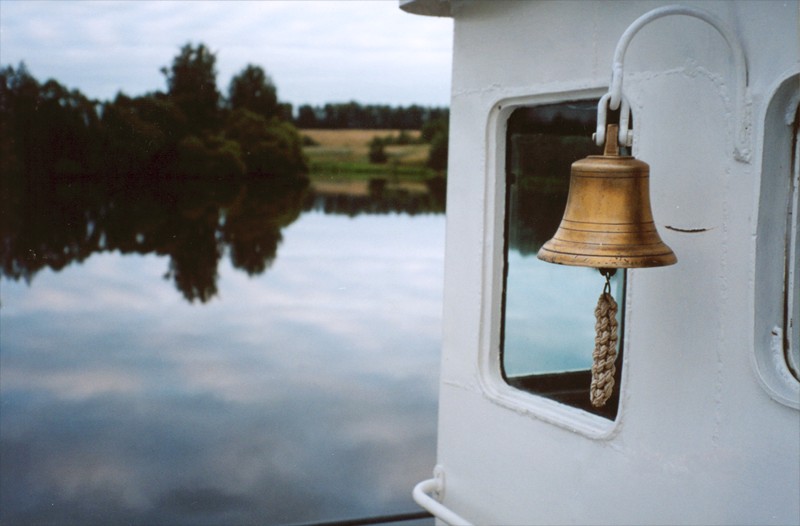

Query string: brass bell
537 124 677 268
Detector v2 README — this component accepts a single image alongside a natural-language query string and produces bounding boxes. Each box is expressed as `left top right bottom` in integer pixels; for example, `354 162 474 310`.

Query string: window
501 100 624 420
755 74 800 408
786 101 800 381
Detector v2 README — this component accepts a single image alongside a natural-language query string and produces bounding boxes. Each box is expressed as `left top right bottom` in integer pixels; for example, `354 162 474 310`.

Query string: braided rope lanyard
591 269 619 407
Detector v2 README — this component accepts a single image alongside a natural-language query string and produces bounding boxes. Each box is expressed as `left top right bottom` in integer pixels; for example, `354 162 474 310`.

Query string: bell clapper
591 268 619 407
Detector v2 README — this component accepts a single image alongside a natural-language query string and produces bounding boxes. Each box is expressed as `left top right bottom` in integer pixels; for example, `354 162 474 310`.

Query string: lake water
0 179 444 525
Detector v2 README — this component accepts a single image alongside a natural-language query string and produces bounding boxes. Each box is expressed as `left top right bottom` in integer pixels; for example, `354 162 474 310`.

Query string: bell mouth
537 240 678 269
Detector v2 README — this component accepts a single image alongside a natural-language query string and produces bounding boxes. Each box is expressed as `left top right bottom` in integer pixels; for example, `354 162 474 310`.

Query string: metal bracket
597 4 752 162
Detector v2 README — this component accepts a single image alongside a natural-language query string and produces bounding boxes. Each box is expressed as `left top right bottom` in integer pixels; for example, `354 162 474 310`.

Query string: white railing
412 466 474 526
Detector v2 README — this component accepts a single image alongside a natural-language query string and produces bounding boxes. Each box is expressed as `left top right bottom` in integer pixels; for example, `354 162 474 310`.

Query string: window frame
753 72 800 409
499 101 625 420
476 89 624 439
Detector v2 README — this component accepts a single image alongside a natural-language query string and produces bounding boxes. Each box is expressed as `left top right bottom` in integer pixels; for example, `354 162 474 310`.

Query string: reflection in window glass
501 100 624 419
786 103 799 379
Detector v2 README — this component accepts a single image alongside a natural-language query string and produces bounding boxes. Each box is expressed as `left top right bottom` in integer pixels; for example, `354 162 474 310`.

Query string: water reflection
1 174 444 524
307 177 446 217
1 214 444 525
3 175 309 303
2 174 445 304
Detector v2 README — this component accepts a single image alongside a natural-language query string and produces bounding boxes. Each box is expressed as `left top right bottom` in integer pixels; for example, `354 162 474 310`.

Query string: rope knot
591 272 619 407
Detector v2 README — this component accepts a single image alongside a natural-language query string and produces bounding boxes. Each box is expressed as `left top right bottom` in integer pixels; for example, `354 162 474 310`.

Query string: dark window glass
501 100 624 420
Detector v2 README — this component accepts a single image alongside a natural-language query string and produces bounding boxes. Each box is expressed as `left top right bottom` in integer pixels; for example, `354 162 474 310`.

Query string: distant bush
421 116 448 143
427 130 448 172
368 137 388 164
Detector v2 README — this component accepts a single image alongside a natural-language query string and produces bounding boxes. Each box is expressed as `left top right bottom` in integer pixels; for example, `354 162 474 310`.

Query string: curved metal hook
601 4 751 161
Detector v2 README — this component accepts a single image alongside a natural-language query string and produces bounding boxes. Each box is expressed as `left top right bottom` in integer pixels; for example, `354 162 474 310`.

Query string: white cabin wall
437 1 799 524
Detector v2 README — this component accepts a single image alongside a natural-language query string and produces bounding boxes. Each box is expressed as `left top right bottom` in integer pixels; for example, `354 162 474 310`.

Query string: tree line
295 101 447 130
1 43 311 183
1 42 449 184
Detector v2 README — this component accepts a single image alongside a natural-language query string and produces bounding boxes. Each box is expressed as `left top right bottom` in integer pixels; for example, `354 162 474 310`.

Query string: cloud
1 368 143 400
0 0 453 106
1 370 438 524
1 212 443 523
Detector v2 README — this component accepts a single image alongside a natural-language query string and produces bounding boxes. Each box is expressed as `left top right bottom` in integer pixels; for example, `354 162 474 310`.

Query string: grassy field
301 129 433 181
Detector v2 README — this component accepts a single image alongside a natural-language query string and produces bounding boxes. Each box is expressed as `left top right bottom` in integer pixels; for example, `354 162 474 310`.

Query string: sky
0 0 453 108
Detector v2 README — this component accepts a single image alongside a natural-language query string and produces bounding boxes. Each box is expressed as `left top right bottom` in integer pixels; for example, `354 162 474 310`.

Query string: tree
175 134 245 179
100 93 186 177
228 64 278 120
295 105 318 128
161 43 220 131
1 63 102 178
422 115 449 172
427 130 448 172
291 103 448 130
368 136 388 164
421 115 448 143
224 108 307 177
1 64 42 176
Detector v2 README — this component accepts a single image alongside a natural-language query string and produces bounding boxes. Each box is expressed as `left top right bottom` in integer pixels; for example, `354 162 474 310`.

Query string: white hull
403 1 800 524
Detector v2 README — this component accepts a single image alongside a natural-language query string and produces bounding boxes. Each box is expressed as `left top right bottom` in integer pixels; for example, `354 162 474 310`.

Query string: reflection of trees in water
305 176 446 216
507 134 590 256
2 175 309 303
1 174 447 303
506 109 601 255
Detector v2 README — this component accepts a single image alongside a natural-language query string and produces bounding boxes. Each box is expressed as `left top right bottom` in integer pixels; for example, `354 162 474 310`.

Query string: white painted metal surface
402 0 800 524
